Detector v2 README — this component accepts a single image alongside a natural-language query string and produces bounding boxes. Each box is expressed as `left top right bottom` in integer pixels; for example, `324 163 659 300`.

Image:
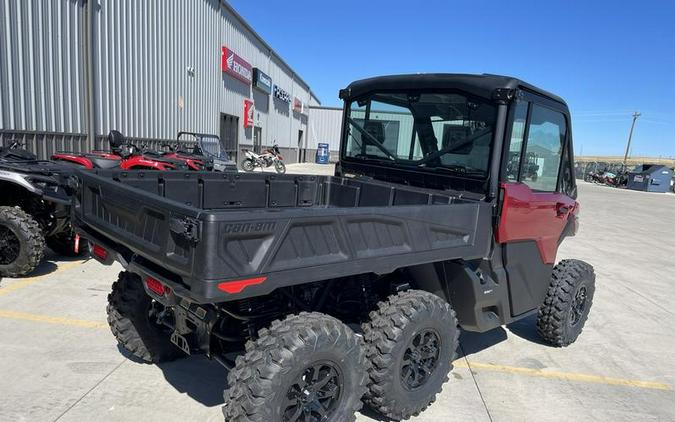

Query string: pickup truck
73 74 595 422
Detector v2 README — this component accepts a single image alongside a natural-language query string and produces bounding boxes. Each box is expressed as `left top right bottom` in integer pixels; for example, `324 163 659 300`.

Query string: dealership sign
221 47 252 84
243 99 254 128
293 97 307 115
252 68 272 95
273 85 291 103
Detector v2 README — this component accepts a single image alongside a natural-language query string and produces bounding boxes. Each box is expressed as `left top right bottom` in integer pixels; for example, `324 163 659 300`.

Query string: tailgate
74 170 203 280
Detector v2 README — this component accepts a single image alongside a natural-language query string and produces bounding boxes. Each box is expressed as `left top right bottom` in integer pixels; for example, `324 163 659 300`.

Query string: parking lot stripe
0 261 84 297
0 309 107 329
456 361 671 391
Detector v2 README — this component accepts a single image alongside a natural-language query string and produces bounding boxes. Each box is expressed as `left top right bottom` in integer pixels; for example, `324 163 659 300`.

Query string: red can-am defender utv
72 74 594 421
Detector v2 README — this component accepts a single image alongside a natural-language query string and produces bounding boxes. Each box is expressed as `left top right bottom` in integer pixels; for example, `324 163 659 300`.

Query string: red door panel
496 182 578 264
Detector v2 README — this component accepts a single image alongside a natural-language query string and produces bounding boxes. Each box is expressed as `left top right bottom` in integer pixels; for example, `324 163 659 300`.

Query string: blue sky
229 0 675 157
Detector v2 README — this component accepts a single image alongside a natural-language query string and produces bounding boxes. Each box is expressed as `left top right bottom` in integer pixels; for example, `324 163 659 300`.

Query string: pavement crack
52 358 127 422
459 345 494 422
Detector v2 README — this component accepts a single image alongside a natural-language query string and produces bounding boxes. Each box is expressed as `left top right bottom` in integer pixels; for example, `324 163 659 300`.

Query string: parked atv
240 143 286 173
0 142 87 277
150 132 237 172
51 130 187 170
74 74 594 421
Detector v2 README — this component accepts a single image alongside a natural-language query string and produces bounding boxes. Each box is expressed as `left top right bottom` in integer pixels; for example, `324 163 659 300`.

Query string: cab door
496 96 578 316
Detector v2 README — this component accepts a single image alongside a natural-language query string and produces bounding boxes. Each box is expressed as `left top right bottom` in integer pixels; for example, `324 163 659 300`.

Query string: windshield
343 92 497 177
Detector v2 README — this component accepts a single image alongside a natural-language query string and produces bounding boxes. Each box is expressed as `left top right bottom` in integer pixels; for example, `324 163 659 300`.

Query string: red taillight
145 276 167 296
92 244 108 260
217 276 267 294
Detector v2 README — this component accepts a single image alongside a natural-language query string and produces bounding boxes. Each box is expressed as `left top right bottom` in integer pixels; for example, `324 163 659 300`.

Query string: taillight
145 276 168 296
217 276 267 294
92 244 108 260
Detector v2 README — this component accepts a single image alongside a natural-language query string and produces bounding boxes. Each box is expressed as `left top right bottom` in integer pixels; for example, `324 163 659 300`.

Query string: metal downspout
83 0 96 150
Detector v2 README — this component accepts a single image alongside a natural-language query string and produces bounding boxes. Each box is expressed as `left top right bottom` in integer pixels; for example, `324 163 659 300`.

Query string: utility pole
623 111 641 167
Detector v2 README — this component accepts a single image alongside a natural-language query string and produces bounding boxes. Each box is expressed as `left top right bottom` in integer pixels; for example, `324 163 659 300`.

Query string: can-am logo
224 222 276 233
221 47 252 84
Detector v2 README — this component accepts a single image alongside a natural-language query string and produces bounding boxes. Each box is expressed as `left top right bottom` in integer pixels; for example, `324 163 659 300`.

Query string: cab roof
341 73 567 107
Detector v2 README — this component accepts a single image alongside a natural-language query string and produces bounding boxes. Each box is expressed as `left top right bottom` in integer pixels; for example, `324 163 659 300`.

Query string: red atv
51 131 189 170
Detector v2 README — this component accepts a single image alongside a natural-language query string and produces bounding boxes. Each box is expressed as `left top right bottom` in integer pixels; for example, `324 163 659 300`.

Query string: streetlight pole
623 111 641 167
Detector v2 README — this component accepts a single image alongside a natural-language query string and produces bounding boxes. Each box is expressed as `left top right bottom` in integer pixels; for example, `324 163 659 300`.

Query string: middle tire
222 312 368 422
362 290 459 421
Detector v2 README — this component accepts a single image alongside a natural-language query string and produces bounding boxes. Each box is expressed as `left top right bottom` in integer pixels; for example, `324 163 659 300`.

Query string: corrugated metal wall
308 107 342 152
0 0 89 154
1 0 316 162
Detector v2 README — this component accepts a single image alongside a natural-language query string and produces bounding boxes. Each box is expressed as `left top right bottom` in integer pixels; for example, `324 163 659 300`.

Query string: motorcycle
240 144 286 174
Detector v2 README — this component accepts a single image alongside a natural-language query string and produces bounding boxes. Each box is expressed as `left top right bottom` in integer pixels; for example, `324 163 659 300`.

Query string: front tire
274 160 286 174
537 259 596 347
0 206 45 277
107 271 183 363
223 312 368 422
362 290 459 421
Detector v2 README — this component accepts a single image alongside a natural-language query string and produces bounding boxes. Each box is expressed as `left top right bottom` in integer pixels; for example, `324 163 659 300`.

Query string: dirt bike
240 144 286 174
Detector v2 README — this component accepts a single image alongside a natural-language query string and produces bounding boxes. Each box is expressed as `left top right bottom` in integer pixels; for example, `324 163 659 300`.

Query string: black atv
0 141 87 277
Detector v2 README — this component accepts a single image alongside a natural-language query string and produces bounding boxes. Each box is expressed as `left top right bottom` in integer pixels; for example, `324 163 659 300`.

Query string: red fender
51 153 95 169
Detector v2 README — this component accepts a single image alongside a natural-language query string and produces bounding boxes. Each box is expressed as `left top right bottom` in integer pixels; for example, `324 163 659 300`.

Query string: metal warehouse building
0 0 324 163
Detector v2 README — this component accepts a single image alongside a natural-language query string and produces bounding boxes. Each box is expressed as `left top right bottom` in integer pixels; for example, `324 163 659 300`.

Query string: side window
506 101 528 181
522 104 567 192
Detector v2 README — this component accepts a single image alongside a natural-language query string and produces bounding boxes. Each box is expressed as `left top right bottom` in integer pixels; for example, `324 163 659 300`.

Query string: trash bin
315 142 329 164
627 164 674 193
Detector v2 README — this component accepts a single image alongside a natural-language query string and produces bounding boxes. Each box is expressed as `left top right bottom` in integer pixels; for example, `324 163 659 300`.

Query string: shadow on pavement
158 356 229 407
506 313 549 346
117 345 229 407
459 326 508 357
19 260 58 277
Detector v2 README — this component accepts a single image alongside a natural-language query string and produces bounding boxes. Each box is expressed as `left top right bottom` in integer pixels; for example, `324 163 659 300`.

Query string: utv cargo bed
73 170 492 303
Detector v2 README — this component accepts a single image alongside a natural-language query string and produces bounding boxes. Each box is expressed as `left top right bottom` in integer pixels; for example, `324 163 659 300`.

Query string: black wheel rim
283 361 342 422
569 285 588 327
0 225 20 265
401 329 441 390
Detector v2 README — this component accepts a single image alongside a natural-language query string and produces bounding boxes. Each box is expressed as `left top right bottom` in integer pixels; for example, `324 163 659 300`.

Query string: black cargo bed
73 170 492 303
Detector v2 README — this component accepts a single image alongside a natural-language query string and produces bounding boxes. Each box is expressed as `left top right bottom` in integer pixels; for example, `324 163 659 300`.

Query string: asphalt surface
0 165 673 422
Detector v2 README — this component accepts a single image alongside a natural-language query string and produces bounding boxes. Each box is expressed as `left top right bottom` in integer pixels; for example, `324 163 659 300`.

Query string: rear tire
46 228 89 257
0 206 44 277
362 290 459 421
537 259 595 347
274 160 286 174
240 159 255 172
107 271 183 363
222 312 368 422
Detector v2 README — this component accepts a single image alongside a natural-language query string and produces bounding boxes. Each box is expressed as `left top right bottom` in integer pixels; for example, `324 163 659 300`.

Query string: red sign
243 99 254 128
221 47 252 84
293 97 306 114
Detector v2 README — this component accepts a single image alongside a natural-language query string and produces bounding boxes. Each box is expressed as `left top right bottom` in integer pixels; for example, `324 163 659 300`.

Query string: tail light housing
91 244 108 261
145 276 169 296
